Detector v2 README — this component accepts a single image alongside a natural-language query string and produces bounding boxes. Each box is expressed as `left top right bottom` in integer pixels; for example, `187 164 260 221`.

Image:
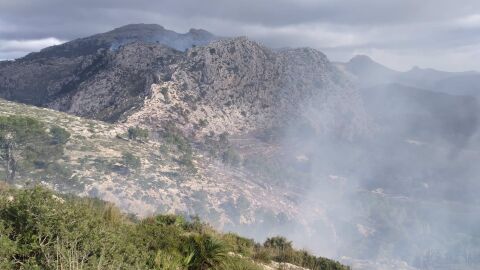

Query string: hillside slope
0 98 310 229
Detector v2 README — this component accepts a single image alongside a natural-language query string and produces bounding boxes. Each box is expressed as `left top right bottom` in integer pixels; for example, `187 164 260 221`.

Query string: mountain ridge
0 24 372 139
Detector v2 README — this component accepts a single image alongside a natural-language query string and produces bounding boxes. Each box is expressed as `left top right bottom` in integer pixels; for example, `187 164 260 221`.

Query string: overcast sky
1 0 480 71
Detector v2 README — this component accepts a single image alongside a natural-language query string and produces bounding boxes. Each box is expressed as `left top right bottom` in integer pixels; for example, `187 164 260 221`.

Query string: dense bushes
161 123 197 173
162 123 192 154
0 116 70 183
50 125 71 145
0 186 350 270
122 151 141 169
128 126 149 141
204 132 241 167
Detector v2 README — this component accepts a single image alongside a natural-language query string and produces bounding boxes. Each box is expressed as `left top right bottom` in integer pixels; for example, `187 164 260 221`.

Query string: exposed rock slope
125 37 371 139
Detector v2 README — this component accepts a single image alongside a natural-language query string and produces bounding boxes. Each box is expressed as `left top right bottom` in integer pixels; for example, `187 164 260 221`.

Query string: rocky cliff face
125 37 371 139
47 43 182 121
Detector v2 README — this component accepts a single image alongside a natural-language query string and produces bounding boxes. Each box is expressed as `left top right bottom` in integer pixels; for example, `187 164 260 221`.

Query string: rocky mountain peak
103 24 220 52
346 54 395 73
111 23 167 32
21 24 219 60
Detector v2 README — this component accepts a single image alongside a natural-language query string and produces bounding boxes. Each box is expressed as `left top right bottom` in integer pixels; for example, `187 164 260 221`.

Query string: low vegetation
161 122 197 173
128 126 149 141
0 185 349 270
204 132 241 167
122 151 142 170
0 116 70 183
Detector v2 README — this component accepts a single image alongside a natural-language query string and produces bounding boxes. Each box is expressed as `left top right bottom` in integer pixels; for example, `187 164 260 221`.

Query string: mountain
395 66 457 89
122 38 372 139
0 23 373 220
0 24 370 139
336 55 398 87
0 97 304 228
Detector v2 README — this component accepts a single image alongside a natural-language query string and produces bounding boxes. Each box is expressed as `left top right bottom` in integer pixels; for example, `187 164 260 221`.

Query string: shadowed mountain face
433 73 480 96
362 83 480 147
337 56 480 153
359 83 480 201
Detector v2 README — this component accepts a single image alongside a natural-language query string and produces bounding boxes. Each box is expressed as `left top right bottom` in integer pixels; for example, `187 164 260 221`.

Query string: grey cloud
0 0 480 70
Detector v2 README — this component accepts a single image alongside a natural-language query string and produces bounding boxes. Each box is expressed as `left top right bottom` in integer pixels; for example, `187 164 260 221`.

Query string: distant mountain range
336 54 480 97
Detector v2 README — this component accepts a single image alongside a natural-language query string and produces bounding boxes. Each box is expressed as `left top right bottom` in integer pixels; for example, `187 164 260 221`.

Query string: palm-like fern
186 234 227 270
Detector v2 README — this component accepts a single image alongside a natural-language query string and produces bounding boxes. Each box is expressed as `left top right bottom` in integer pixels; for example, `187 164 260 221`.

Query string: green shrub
128 126 149 141
161 123 197 173
122 152 141 169
185 234 227 269
198 119 208 128
179 152 197 173
161 87 171 104
264 236 292 250
162 124 191 153
49 125 71 145
222 147 241 166
257 236 349 270
222 233 255 257
204 132 241 166
0 116 69 183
